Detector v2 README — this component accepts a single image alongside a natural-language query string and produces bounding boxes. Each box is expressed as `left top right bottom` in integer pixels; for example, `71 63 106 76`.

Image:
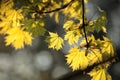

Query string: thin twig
82 0 89 48
35 0 74 14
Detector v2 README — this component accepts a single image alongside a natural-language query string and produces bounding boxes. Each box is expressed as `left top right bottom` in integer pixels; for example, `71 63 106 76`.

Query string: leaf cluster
0 0 116 80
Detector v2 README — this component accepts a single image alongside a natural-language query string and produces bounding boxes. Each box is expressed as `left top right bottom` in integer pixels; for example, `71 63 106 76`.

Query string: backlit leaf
101 37 115 57
64 29 81 45
88 68 112 80
5 27 32 49
66 47 88 70
63 20 74 30
87 49 102 66
0 9 23 34
48 32 63 50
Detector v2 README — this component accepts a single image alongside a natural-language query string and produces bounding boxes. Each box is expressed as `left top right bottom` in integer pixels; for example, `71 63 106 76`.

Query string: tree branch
82 0 89 48
35 0 74 14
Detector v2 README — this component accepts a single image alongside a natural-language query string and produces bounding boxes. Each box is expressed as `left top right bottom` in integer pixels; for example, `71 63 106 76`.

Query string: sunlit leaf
5 27 32 49
66 47 88 70
101 37 115 57
88 68 112 80
48 32 63 50
87 49 102 66
0 9 23 34
63 20 74 30
63 1 82 19
64 29 81 45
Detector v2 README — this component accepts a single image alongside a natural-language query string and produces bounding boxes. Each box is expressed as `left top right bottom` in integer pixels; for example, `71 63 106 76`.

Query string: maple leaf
0 9 23 34
64 30 81 45
88 68 112 80
63 0 82 19
87 49 102 66
5 27 32 49
63 20 74 30
48 32 63 50
66 47 88 70
100 37 115 57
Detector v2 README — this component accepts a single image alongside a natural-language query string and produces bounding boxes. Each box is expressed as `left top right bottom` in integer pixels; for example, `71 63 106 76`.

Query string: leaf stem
82 0 89 48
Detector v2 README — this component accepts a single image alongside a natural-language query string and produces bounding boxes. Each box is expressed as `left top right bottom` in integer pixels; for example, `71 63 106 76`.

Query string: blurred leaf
5 27 32 49
88 68 112 80
64 29 81 45
55 12 59 23
101 37 115 57
93 11 107 32
23 19 46 37
0 9 23 34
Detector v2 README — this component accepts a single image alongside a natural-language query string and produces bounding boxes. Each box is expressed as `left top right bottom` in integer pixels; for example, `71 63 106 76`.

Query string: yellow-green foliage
0 0 115 80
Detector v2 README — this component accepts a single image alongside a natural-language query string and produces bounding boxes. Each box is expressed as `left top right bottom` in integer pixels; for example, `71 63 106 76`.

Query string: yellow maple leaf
66 47 88 70
64 30 81 45
0 9 23 34
63 1 82 19
88 68 112 80
63 20 74 30
0 0 13 15
5 27 32 49
101 37 115 57
48 32 63 50
87 49 102 66
63 20 80 31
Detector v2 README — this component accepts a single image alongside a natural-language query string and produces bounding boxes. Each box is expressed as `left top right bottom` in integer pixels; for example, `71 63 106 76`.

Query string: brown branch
82 0 89 48
35 0 74 14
